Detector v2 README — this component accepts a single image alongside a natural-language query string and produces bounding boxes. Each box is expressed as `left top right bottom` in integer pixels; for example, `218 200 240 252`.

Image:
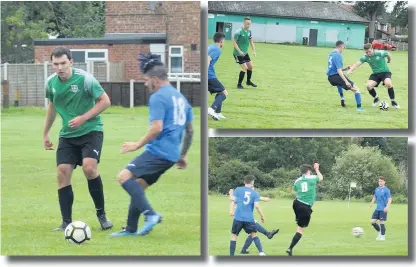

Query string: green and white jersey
359 50 390 73
45 68 105 138
293 175 320 206
233 27 252 56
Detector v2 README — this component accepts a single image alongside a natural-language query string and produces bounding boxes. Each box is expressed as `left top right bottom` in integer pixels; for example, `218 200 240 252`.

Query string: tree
354 1 387 39
389 1 408 31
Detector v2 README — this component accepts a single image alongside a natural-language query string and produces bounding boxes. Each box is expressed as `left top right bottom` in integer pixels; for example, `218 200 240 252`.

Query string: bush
393 194 408 204
258 188 294 199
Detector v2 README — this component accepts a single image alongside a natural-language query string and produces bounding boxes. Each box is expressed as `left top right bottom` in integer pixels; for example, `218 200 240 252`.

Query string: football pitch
1 107 201 256
209 195 408 256
208 41 408 129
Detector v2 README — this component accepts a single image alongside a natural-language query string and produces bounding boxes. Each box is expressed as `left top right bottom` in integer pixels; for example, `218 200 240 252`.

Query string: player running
369 176 392 241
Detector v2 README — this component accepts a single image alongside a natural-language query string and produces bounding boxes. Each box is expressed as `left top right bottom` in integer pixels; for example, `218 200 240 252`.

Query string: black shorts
231 219 257 236
56 131 103 167
234 53 251 64
371 210 388 222
208 78 225 95
328 74 355 90
369 72 392 87
293 199 313 228
125 150 175 186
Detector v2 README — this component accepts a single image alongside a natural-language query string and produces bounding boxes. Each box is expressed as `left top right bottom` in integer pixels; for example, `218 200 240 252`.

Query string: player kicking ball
286 162 323 256
110 53 193 237
230 175 266 256
348 43 400 109
327 40 363 111
228 189 279 254
369 176 392 241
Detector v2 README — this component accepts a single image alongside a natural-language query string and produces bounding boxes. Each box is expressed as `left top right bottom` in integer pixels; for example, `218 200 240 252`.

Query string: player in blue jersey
229 175 266 256
229 188 279 254
110 53 194 237
327 40 363 111
369 176 392 241
208 32 228 121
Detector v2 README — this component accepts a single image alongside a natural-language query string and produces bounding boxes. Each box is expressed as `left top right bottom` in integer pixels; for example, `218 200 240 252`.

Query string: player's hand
230 211 234 216
252 50 256 57
239 51 245 56
121 142 140 153
313 162 319 171
223 89 228 96
260 216 265 223
347 70 353 76
43 135 54 150
369 203 373 208
176 156 187 169
69 115 86 129
345 81 352 88
262 197 271 202
384 207 389 213
228 188 234 196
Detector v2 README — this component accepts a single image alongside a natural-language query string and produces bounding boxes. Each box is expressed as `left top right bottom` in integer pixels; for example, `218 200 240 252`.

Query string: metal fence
1 62 124 106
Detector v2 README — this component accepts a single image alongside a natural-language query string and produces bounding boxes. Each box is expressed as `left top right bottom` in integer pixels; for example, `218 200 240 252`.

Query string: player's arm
249 36 256 56
180 122 193 158
228 189 236 201
230 201 236 216
80 93 111 121
254 202 265 223
314 162 323 181
369 195 376 208
348 60 364 75
384 189 392 212
43 102 57 149
208 55 212 69
386 52 391 63
259 196 271 202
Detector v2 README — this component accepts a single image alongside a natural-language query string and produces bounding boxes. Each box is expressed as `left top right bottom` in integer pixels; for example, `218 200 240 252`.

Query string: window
70 49 108 63
169 46 183 73
150 44 166 64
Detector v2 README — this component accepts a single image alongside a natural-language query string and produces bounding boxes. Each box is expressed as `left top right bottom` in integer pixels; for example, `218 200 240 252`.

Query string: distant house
208 1 369 49
34 1 200 81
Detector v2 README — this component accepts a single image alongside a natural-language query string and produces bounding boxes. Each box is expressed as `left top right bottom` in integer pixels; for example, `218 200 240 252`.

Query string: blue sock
211 93 226 112
337 87 344 99
230 240 236 256
355 92 362 108
255 223 268 236
253 236 263 253
241 236 253 252
381 224 386 235
122 179 155 217
125 202 140 232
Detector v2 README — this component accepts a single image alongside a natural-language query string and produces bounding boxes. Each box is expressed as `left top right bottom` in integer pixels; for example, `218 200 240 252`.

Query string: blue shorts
125 150 175 186
208 78 225 94
372 210 388 221
231 219 257 236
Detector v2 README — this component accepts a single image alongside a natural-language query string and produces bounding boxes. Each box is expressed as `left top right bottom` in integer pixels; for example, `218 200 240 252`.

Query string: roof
208 1 369 24
34 33 166 46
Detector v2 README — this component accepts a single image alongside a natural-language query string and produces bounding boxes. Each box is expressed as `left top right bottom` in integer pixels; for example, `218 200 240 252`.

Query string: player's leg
80 131 112 230
246 222 265 255
245 56 257 87
383 74 399 108
287 200 311 256
371 210 381 239
366 75 380 106
379 211 387 240
345 76 363 111
287 225 304 256
235 54 247 89
207 79 219 121
337 87 346 107
230 220 242 256
208 79 227 120
240 235 253 254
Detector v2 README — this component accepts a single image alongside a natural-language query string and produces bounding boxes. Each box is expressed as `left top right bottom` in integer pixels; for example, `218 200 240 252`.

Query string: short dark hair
335 40 344 47
300 164 313 175
138 53 165 76
50 47 72 61
244 17 251 21
364 43 373 50
244 175 255 184
213 32 225 43
379 176 386 181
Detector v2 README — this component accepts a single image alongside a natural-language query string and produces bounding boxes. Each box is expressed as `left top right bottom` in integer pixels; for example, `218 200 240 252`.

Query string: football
352 227 364 238
64 221 92 244
379 101 389 111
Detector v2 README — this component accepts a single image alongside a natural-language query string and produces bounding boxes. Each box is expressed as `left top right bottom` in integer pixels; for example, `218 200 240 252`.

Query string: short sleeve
386 189 391 198
186 104 193 124
334 54 343 69
85 74 104 100
253 192 260 203
149 94 165 121
45 81 53 102
359 56 367 63
233 30 240 41
248 30 252 40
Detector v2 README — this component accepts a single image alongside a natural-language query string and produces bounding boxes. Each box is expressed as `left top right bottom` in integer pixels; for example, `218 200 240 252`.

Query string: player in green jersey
233 17 257 89
43 47 113 231
286 162 323 256
348 43 400 109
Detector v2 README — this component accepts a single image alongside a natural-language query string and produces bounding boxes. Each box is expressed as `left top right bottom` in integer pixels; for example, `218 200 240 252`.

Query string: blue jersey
145 84 193 162
374 186 391 211
208 44 222 79
233 186 260 222
327 50 343 76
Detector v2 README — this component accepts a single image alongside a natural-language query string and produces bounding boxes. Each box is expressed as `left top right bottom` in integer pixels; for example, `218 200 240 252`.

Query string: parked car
372 40 397 51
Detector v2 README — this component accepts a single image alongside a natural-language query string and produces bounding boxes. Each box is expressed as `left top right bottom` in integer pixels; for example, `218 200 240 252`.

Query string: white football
379 101 389 111
64 221 92 244
352 227 364 238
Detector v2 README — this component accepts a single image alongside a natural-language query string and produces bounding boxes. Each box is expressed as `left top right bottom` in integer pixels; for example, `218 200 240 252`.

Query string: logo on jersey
375 56 380 60
71 85 79 93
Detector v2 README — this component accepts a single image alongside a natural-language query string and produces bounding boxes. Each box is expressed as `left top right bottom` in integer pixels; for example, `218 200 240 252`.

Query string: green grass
1 107 201 256
209 195 408 256
208 41 408 129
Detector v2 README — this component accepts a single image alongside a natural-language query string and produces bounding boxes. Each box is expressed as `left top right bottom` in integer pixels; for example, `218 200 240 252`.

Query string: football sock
289 232 302 249
241 236 253 252
380 224 386 235
372 223 380 232
337 87 344 98
388 87 395 100
88 175 105 215
238 71 245 85
368 88 377 98
230 240 236 256
247 70 253 83
253 236 263 253
58 185 74 223
211 93 226 113
122 179 155 217
125 202 140 232
355 92 362 108
255 223 268 236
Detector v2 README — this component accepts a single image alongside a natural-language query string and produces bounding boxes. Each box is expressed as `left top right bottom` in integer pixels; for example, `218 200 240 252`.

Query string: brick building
34 1 200 81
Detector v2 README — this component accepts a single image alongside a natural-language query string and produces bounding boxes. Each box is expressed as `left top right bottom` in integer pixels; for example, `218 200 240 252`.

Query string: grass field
1 107 201 256
208 41 408 129
209 195 408 256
